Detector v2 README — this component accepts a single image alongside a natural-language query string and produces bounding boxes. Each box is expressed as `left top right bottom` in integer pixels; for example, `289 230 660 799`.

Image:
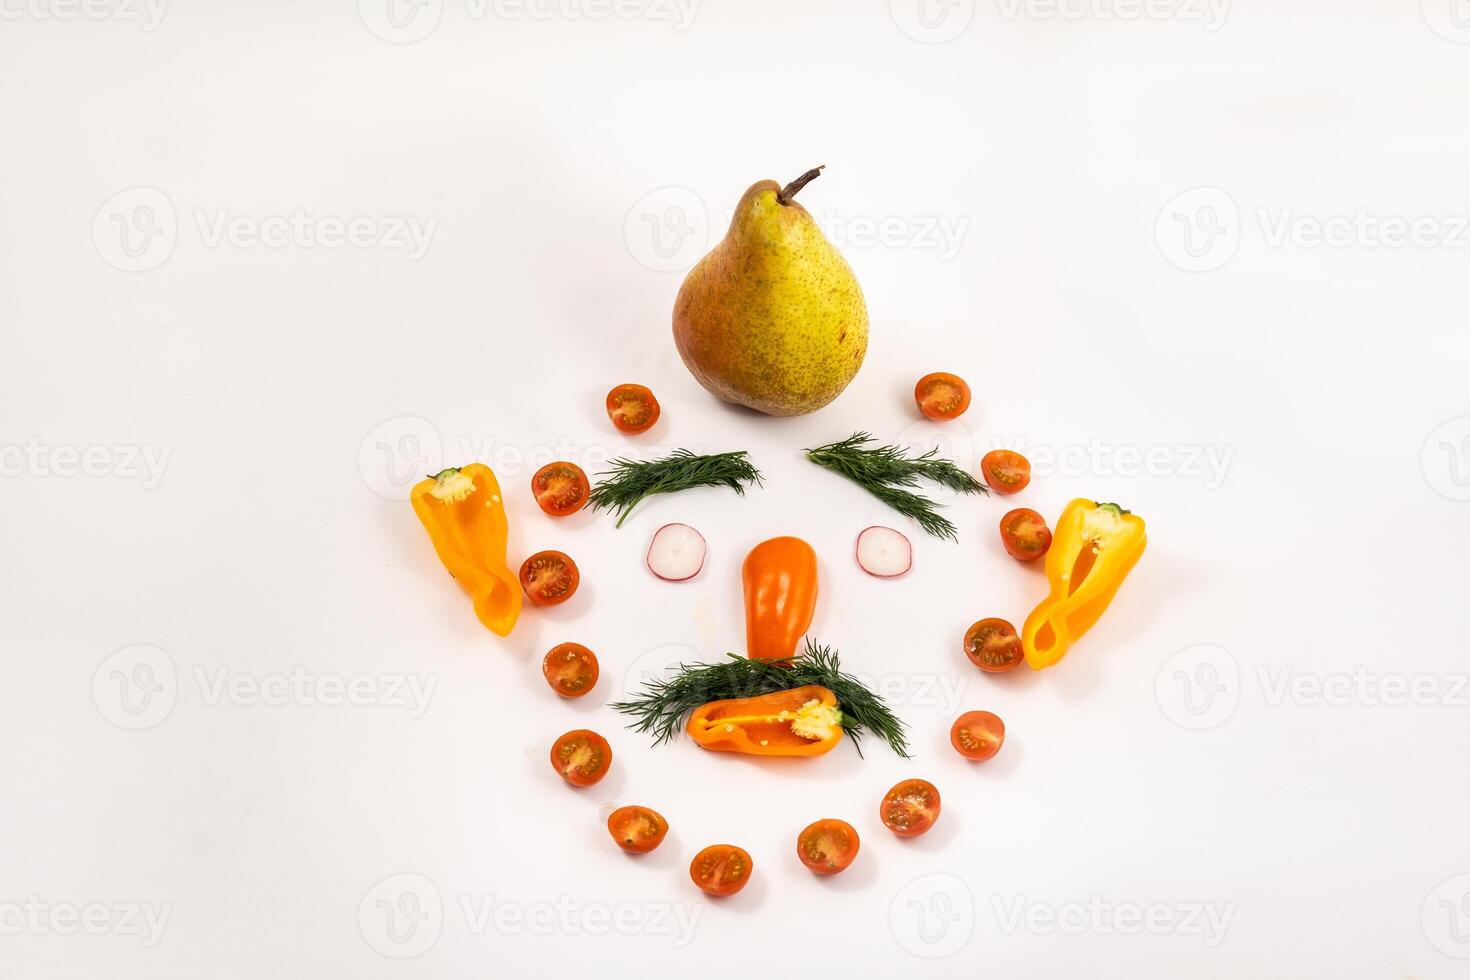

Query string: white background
3 0 1470 976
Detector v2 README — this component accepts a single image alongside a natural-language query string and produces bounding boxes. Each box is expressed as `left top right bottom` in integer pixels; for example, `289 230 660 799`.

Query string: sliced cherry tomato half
549 729 611 787
796 818 860 875
880 778 941 838
980 450 1031 495
542 642 599 698
964 617 1024 673
607 805 668 854
519 550 580 606
1000 508 1051 561
606 383 661 435
690 844 753 897
951 710 1005 761
531 461 590 517
914 372 971 421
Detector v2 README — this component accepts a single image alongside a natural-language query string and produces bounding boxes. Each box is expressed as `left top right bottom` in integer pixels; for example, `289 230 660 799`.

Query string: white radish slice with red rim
647 523 707 581
856 526 911 578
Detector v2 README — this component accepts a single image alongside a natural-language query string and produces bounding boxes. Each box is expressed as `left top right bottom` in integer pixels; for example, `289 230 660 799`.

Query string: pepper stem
777 165 825 206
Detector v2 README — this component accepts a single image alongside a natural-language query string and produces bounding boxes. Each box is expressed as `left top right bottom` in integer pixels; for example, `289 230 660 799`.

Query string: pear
673 166 868 417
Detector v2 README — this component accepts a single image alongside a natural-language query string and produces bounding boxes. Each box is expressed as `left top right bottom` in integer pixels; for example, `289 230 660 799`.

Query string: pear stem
777 165 825 206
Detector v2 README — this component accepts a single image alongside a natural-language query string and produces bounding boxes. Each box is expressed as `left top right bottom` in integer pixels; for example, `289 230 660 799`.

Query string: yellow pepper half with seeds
410 464 521 636
1022 500 1146 669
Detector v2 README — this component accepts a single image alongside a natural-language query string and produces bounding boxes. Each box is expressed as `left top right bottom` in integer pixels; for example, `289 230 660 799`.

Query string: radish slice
647 524 706 581
856 526 911 578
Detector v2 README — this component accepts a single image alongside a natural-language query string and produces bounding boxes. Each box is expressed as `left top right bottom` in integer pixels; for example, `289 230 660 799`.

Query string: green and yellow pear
673 166 868 417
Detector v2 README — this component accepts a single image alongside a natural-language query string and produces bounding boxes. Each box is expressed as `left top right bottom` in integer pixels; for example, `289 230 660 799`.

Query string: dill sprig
611 639 911 758
587 449 762 527
804 432 987 541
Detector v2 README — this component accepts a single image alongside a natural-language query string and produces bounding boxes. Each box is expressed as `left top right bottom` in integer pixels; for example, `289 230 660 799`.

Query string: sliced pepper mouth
695 698 841 742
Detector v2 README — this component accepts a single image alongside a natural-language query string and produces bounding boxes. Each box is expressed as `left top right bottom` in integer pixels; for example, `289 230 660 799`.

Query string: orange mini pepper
742 536 818 660
687 685 843 758
1022 500 1146 669
410 464 522 637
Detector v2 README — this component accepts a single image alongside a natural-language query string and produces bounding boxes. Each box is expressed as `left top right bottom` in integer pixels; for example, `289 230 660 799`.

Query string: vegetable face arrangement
404 166 1150 900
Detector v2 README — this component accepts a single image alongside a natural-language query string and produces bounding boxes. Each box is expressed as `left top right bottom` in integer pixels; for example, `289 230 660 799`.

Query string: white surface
2 2 1470 977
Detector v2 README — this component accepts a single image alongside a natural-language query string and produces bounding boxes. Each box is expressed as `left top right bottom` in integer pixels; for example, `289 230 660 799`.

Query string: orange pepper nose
742 536 818 661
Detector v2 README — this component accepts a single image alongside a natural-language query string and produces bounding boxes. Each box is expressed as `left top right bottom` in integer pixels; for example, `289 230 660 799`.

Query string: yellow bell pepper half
1022 500 1146 669
410 463 521 637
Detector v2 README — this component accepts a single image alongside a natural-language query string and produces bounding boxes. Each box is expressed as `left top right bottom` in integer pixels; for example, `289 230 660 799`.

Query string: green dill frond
803 432 986 541
586 449 762 527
